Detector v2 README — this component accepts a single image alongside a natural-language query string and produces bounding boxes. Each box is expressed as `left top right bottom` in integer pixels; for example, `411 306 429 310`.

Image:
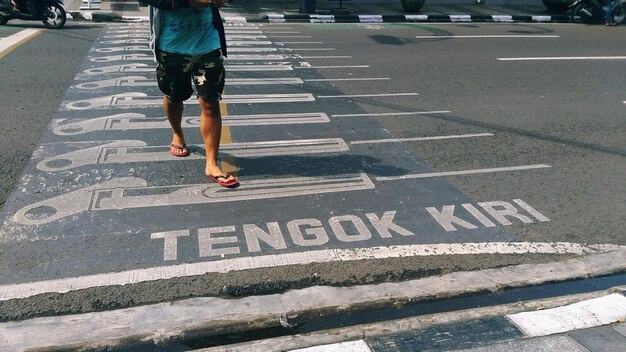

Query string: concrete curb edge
1 248 625 351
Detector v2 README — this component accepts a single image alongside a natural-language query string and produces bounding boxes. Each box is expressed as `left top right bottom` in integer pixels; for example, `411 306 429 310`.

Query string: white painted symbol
90 54 153 63
95 46 150 53
102 33 150 39
228 47 279 52
226 63 294 71
105 30 150 34
99 39 149 44
227 54 288 60
73 77 302 90
224 30 263 34
64 93 315 110
13 174 375 225
228 41 273 46
73 76 154 90
225 34 268 40
52 112 330 135
36 139 349 171
84 63 153 74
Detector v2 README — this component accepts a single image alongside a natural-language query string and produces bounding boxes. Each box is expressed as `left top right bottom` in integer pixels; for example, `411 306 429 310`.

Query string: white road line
507 294 626 337
269 36 312 38
299 56 352 59
290 48 337 51
498 56 626 61
307 78 390 82
296 65 370 69
318 93 419 98
376 164 552 181
0 28 44 58
0 242 617 301
280 42 324 44
416 35 560 39
332 111 449 118
351 133 494 145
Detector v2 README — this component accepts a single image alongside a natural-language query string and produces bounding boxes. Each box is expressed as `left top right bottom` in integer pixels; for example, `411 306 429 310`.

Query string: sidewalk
64 0 570 23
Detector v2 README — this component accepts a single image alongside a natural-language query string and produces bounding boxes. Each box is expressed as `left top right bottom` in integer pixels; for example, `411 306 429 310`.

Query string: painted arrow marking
94 46 150 53
73 77 304 90
36 138 349 172
83 63 293 74
63 93 315 110
52 112 330 135
90 54 154 63
13 174 375 225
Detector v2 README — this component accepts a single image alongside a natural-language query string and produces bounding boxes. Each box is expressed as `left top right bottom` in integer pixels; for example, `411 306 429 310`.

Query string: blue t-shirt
157 8 221 56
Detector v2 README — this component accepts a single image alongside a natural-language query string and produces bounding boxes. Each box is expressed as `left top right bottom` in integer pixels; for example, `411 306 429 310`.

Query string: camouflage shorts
156 48 225 103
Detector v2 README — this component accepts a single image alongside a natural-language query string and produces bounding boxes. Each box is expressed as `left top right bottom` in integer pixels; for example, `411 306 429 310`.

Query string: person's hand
188 0 227 8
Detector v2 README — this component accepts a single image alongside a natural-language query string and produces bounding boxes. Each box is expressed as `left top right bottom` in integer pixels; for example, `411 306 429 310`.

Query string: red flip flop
208 174 239 188
170 143 189 157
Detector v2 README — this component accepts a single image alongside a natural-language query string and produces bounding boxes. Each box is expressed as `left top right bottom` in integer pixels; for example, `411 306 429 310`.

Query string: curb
1 249 625 351
212 292 626 352
67 12 574 24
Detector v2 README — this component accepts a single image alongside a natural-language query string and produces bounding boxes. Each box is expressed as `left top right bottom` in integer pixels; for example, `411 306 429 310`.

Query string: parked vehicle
569 0 625 23
543 0 576 13
0 0 66 29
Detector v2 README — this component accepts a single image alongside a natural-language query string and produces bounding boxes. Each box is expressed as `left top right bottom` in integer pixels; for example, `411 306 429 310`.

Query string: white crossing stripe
416 35 560 39
332 111 449 118
318 93 419 98
307 78 390 82
36 138 349 171
12 174 375 225
376 164 552 181
507 294 626 337
64 93 314 110
498 56 626 61
351 133 494 145
52 112 330 135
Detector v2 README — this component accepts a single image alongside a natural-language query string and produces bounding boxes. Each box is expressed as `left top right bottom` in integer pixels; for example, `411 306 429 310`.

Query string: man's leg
163 97 188 155
199 98 236 182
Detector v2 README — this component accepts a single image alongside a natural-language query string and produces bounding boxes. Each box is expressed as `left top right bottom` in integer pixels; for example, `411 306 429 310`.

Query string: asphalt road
0 20 624 321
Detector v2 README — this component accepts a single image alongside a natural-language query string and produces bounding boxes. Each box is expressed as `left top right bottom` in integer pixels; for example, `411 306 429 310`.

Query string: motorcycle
569 0 625 24
0 0 66 29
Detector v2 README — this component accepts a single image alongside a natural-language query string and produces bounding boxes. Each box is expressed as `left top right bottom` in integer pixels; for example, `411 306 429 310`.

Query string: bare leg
199 97 236 182
163 97 187 154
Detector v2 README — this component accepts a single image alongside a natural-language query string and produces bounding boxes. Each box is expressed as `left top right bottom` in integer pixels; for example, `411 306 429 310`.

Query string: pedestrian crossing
0 21 586 300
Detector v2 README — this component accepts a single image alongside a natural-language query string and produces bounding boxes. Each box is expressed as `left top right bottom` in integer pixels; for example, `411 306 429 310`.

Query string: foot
206 165 238 188
170 143 189 157
207 174 239 188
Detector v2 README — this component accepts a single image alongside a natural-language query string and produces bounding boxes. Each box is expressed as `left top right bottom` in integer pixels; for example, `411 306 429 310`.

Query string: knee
198 99 221 116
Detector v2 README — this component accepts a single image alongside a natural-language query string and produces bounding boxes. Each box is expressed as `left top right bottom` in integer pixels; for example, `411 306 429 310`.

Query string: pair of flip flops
170 143 189 157
208 174 239 188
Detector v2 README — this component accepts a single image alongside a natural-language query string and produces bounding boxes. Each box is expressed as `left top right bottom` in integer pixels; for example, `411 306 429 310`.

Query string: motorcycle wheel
0 16 8 25
42 2 66 29
571 3 591 23
613 1 625 24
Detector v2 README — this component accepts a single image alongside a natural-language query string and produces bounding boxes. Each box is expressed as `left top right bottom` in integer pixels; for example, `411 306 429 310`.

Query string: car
542 0 576 13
